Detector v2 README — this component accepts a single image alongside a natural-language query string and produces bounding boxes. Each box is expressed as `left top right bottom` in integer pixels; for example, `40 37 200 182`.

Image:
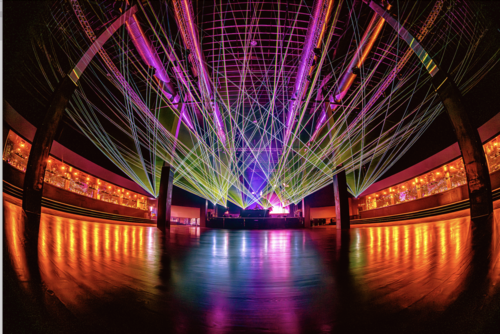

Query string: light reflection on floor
4 199 500 333
352 220 471 309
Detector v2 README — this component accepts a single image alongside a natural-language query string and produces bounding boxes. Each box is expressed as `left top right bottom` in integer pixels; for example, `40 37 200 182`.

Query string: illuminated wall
361 134 500 211
3 130 148 211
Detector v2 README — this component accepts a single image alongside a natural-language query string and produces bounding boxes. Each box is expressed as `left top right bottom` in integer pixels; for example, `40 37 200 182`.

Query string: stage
206 217 303 229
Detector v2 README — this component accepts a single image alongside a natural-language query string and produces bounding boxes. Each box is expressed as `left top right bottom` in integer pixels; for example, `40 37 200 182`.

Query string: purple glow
125 12 195 133
182 111 194 130
213 102 226 143
175 0 227 144
125 14 176 98
284 0 328 142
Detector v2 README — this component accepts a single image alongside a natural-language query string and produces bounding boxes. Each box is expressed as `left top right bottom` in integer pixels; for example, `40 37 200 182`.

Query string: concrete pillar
20 75 77 287
432 71 493 220
302 198 311 228
157 162 175 231
289 203 295 218
200 200 207 227
333 169 350 229
23 75 77 217
18 7 140 289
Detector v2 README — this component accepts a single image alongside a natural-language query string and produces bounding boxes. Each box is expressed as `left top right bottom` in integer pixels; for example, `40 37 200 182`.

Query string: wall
310 206 335 219
359 170 500 219
5 98 499 221
3 162 149 218
3 102 209 220
360 184 468 219
358 112 500 197
307 198 360 222
172 205 200 218
4 161 206 220
3 101 150 196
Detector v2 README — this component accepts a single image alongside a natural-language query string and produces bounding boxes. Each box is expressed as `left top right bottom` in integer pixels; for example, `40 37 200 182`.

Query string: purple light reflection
173 229 321 332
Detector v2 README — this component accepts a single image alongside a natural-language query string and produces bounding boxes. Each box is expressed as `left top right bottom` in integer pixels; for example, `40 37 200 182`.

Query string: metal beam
200 200 208 227
310 7 389 142
69 4 138 84
125 11 179 102
172 0 227 144
284 0 332 144
21 6 140 284
367 0 493 219
125 2 196 138
22 76 77 217
23 5 139 218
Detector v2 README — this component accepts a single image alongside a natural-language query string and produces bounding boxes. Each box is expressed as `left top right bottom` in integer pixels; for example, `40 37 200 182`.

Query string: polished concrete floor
4 198 500 333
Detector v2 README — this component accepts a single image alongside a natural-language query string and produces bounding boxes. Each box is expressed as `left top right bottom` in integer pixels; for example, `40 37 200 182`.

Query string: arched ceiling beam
124 5 195 136
172 0 227 144
283 0 334 145
366 0 492 219
309 5 390 142
125 12 179 103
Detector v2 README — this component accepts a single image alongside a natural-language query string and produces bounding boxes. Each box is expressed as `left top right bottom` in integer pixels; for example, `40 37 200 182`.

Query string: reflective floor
4 198 500 333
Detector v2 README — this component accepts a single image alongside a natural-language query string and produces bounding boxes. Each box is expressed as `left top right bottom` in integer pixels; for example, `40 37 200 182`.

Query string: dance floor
4 198 500 333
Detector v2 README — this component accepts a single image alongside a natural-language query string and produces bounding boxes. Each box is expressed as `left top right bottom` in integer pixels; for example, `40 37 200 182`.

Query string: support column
333 169 350 229
213 204 218 218
289 203 295 218
200 200 207 227
23 75 77 217
433 72 493 219
367 0 493 220
302 198 311 228
20 75 77 287
17 5 140 288
22 5 139 220
157 163 175 231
